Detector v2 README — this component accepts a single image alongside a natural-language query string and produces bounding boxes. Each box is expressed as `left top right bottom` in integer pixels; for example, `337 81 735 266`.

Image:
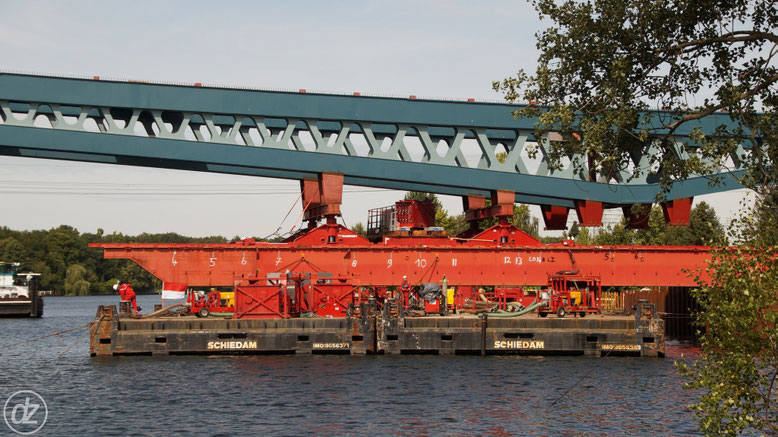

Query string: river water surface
0 295 703 436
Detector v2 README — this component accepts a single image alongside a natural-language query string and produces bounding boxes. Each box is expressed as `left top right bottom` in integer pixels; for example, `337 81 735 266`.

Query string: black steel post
481 312 487 356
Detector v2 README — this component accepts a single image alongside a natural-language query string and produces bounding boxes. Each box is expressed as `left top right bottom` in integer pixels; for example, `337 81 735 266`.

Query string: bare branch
657 31 778 55
664 72 778 137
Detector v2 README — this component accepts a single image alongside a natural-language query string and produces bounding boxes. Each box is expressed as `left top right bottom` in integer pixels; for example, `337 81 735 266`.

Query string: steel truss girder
0 73 751 207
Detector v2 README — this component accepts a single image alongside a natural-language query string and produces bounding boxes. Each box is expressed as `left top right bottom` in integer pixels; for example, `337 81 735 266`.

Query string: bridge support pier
574 200 604 227
541 205 570 230
300 173 343 230
661 197 693 226
459 190 515 242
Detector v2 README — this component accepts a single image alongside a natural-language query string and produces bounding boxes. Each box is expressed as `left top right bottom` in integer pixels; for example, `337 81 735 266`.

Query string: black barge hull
0 297 43 317
90 306 664 357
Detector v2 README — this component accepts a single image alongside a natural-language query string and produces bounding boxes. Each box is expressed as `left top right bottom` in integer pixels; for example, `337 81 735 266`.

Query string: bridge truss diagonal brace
301 173 344 223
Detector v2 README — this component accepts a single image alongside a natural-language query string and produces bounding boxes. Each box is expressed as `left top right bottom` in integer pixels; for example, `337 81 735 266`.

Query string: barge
90 300 664 357
0 262 43 317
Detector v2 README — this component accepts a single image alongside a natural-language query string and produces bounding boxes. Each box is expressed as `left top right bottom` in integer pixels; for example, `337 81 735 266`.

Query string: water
0 295 702 436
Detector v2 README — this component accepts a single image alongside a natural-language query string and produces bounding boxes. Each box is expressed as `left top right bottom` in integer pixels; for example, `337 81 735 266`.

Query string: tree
494 0 777 192
583 203 724 246
64 264 94 296
494 1 777 434
438 213 469 236
118 262 160 295
739 187 778 246
678 243 778 435
350 222 367 237
507 204 541 238
668 201 726 245
0 237 26 264
568 221 580 239
575 226 593 245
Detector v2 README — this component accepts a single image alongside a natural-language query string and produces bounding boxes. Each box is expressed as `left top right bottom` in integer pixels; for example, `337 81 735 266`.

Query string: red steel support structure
90 172 711 292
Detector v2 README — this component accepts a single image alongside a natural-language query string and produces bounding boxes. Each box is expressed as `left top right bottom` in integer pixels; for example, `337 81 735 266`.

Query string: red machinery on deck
189 288 234 318
233 273 359 319
89 173 712 320
538 271 601 318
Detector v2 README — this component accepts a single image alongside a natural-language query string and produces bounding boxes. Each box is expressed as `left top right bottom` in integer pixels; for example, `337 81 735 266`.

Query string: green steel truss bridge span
0 72 752 229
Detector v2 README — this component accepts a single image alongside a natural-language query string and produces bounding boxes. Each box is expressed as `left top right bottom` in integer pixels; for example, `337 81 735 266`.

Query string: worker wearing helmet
113 281 140 313
400 275 412 309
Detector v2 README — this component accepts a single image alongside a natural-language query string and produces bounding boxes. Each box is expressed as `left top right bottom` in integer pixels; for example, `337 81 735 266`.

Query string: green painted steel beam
0 124 745 206
0 72 755 211
0 73 742 136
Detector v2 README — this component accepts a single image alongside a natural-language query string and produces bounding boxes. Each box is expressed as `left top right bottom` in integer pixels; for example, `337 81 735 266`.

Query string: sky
0 0 750 238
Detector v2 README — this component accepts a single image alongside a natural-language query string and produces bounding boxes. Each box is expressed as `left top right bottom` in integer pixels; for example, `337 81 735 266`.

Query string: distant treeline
0 201 724 295
0 226 232 295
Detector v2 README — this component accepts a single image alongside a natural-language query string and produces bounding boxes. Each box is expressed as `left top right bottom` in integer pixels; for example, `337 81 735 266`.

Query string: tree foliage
64 264 94 296
494 0 777 193
0 225 228 295
678 243 778 436
677 191 778 436
739 186 778 245
578 201 725 245
350 222 367 237
554 201 725 246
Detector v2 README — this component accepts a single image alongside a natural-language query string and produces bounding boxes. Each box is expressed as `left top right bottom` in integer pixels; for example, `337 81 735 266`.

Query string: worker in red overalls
113 281 140 313
400 275 412 309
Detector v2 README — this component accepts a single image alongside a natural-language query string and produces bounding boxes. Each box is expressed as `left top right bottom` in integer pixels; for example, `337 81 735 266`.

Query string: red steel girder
91 238 711 288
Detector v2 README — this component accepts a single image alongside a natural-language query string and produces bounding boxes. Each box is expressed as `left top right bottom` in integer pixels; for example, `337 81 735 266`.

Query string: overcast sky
0 0 750 238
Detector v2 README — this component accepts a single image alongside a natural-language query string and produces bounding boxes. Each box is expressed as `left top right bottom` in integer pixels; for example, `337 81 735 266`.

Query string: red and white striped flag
161 282 187 300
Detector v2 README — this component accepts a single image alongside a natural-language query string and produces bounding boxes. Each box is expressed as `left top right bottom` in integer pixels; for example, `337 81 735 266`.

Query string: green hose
483 300 546 318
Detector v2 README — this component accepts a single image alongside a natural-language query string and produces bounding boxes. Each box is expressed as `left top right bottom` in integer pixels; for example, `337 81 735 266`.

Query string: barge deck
90 305 664 357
